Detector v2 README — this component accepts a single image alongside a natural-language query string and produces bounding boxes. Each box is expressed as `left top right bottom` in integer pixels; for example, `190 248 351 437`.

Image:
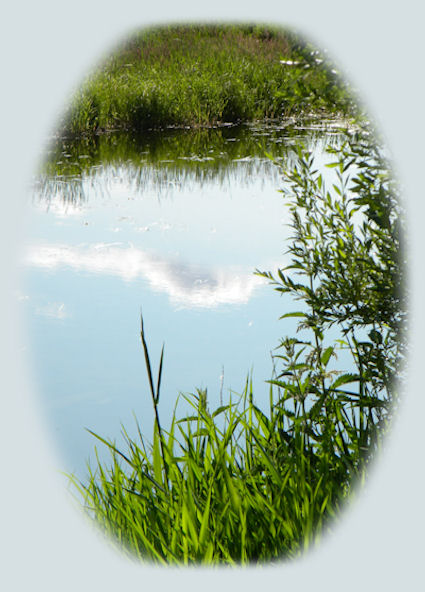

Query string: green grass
69 133 405 565
62 23 357 135
70 316 359 565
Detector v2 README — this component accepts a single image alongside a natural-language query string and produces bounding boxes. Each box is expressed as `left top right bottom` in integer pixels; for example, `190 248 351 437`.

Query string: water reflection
34 119 354 204
26 242 266 308
25 119 360 475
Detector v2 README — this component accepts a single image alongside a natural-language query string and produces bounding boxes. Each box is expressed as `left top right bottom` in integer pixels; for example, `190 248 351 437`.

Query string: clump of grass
62 23 357 135
71 315 355 565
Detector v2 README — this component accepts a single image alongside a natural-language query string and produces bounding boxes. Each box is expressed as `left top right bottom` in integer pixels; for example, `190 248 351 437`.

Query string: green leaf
212 404 232 418
177 415 199 424
329 373 360 390
368 329 383 344
199 486 213 547
279 311 306 320
320 346 334 367
193 428 210 437
332 184 342 196
152 424 163 486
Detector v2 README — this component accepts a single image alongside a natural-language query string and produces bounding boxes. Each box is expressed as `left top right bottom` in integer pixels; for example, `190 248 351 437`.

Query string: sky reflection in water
23 124 351 476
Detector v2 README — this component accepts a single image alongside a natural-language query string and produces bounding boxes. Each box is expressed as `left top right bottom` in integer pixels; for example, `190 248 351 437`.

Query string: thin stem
140 313 170 491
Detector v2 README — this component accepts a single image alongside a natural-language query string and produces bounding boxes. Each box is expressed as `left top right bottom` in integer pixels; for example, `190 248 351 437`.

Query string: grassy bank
62 24 357 135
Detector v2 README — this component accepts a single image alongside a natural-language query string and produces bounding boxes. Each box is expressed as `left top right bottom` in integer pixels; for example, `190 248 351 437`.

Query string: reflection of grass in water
35 122 351 204
61 24 357 135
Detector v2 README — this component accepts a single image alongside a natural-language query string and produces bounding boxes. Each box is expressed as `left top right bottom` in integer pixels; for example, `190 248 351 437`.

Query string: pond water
23 120 356 477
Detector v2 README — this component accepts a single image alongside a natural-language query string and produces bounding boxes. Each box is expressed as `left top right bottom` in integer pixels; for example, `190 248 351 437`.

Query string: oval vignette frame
1 2 422 591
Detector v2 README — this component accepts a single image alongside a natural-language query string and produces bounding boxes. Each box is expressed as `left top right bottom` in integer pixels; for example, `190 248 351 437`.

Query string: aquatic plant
70 134 405 564
258 135 406 478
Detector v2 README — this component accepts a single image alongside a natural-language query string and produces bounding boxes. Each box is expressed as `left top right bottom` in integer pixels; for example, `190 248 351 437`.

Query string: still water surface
23 121 354 476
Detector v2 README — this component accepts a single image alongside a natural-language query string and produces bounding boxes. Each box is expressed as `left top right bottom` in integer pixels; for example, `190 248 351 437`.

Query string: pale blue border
1 2 422 590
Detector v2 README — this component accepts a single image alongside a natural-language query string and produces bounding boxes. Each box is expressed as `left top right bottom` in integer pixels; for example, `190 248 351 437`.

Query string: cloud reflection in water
26 242 270 308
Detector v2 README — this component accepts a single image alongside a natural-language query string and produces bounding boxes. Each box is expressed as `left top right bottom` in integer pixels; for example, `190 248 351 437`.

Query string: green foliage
71 317 348 565
258 133 406 452
62 24 357 135
70 134 405 565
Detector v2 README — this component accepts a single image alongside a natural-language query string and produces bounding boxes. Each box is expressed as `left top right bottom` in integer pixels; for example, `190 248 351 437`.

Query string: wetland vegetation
34 23 406 565
61 24 358 136
69 133 406 564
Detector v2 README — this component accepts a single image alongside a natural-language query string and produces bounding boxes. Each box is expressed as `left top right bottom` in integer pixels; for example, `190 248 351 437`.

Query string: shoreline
61 24 357 137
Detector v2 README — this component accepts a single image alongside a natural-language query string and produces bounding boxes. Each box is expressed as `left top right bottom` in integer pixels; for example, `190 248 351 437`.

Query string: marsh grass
71 316 357 565
66 128 407 565
63 24 356 135
70 133 405 565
